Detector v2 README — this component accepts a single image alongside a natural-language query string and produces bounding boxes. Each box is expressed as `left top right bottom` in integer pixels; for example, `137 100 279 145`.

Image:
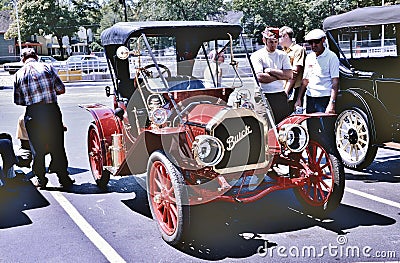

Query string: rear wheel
335 107 377 170
88 126 110 189
147 151 189 245
292 140 345 217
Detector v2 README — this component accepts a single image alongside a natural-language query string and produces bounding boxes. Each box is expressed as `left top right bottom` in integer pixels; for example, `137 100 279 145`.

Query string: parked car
91 51 106 61
63 55 107 73
81 21 345 245
3 55 62 74
323 5 400 170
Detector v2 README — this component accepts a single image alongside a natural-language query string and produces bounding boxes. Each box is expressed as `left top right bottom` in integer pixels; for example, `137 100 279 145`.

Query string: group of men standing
251 26 339 124
1 26 339 190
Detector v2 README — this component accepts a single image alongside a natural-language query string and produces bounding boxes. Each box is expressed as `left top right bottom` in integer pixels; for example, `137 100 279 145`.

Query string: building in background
0 10 18 63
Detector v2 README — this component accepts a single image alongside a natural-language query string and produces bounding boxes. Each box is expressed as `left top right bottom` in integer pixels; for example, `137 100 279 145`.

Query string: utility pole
381 0 385 48
119 0 128 22
12 0 22 55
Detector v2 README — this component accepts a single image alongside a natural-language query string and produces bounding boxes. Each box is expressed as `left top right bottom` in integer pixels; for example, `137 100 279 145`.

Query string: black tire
97 169 110 190
88 126 110 189
292 140 345 217
335 107 377 170
147 150 189 245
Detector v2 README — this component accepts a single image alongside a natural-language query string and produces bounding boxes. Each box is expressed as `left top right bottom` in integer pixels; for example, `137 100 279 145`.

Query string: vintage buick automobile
81 21 345 245
323 5 400 170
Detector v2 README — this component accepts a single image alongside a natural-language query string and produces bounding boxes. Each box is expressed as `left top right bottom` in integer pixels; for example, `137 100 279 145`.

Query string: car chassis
81 21 345 245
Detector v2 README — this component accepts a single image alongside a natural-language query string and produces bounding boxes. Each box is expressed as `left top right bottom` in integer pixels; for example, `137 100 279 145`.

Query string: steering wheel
143 64 171 78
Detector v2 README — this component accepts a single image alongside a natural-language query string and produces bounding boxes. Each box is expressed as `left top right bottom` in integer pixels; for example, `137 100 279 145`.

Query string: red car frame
81 21 345 245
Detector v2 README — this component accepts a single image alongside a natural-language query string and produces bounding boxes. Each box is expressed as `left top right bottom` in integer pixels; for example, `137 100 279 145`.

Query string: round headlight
116 46 130 60
192 135 224 166
150 108 168 126
278 124 309 153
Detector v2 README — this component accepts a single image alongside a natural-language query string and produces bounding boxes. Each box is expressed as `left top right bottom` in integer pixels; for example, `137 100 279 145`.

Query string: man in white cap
295 29 339 151
251 27 293 124
295 28 339 114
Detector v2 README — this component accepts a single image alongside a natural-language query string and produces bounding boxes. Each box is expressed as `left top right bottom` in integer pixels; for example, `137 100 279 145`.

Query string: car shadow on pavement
0 172 50 229
118 181 397 261
344 153 400 183
44 168 145 195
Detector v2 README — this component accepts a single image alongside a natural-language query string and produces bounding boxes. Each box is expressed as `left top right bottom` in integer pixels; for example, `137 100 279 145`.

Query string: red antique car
81 21 345 245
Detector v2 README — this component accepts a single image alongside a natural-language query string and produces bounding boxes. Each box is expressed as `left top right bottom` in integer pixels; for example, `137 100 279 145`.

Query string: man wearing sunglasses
251 27 293 124
294 29 339 151
295 29 339 114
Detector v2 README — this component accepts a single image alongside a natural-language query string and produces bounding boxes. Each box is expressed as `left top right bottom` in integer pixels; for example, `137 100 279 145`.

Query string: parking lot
0 68 399 262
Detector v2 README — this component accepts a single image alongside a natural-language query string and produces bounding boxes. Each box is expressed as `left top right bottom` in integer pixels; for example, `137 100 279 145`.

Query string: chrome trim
192 135 225 166
278 124 309 153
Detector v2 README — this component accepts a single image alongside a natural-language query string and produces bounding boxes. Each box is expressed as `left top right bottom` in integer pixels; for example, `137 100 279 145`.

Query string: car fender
80 103 123 167
336 88 392 143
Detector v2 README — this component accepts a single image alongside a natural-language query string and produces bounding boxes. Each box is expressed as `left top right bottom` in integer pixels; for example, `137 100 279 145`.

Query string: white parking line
49 187 126 263
346 187 400 209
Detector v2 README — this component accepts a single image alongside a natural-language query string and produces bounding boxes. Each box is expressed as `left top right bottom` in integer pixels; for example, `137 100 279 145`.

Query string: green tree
5 0 103 58
71 0 102 26
107 0 226 22
97 0 227 43
232 0 308 43
232 0 399 43
0 0 11 11
71 0 102 52
5 0 78 59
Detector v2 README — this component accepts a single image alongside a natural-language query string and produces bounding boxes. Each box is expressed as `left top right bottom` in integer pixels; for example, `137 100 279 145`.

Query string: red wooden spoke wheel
88 126 110 189
293 140 345 217
147 151 189 245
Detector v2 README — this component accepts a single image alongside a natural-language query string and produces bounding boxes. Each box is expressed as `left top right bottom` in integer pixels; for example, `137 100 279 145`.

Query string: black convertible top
101 21 243 46
323 5 400 31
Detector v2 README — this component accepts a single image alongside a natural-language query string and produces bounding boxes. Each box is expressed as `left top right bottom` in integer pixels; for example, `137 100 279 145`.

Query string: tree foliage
5 0 78 58
5 0 101 58
0 0 11 11
4 0 400 54
71 0 102 26
232 0 399 43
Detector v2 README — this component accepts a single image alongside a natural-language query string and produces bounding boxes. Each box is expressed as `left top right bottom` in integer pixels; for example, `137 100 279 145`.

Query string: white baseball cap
304 29 326 41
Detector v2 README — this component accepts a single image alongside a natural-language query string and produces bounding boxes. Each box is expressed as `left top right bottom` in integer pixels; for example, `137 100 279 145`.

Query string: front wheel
147 151 189 245
88 126 110 189
335 108 377 170
292 140 345 217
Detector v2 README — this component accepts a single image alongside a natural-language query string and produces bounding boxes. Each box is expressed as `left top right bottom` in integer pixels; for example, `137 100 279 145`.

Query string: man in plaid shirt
14 48 74 189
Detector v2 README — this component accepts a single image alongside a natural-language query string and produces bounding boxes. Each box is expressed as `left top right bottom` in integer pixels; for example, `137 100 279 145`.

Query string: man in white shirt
251 27 293 124
295 29 340 151
295 29 339 114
